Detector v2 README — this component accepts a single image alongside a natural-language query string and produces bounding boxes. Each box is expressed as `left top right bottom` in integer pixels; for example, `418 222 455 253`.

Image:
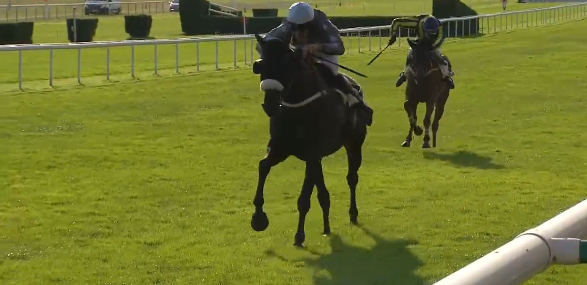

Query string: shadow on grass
423 150 504 170
267 226 424 285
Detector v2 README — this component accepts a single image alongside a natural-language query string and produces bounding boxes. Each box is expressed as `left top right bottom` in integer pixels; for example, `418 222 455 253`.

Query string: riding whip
312 55 368 78
366 44 391 66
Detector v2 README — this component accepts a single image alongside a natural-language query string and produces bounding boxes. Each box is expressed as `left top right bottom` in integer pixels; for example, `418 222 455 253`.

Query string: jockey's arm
389 16 421 36
314 11 345 55
432 21 446 49
321 23 345 55
255 20 293 58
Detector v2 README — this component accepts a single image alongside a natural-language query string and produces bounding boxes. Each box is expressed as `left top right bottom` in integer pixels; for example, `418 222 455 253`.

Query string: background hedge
66 18 99 42
252 8 278 18
433 0 480 37
125 14 153 39
0 22 34 45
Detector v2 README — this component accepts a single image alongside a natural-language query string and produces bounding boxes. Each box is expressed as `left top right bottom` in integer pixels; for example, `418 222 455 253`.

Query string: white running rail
0 2 586 90
0 1 168 22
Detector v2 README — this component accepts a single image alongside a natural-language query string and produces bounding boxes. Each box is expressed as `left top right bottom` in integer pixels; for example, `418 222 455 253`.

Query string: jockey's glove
388 33 397 46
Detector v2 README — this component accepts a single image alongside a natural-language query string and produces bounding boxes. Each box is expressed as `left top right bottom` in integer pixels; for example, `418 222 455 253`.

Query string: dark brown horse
250 34 369 247
402 39 451 148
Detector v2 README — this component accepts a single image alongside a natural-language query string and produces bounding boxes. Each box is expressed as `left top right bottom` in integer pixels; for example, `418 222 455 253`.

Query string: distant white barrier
0 1 167 22
0 2 586 89
433 198 587 285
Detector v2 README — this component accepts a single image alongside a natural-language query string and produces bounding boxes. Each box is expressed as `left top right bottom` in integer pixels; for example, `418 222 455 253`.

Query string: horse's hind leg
422 101 435 149
294 159 320 247
315 161 331 235
251 140 289 232
345 124 366 224
432 91 450 147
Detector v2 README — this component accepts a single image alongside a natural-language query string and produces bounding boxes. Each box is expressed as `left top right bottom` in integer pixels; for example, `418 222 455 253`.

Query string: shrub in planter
0 22 34 45
125 14 153 39
66 18 99 42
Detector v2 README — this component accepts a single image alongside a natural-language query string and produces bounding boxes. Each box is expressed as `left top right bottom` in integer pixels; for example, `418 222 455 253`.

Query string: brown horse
401 39 451 148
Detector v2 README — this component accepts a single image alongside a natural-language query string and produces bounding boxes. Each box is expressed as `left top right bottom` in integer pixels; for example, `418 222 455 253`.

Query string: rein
279 56 338 108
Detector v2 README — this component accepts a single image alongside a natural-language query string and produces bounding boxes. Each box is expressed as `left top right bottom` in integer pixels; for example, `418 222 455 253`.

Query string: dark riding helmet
422 16 441 38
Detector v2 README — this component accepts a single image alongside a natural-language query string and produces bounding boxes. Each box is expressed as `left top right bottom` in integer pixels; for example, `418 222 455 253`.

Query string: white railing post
106 48 110 80
131 45 135 78
49 49 53 87
175 43 179 74
368 31 371 52
233 40 237 67
215 40 219 70
357 33 361 53
196 42 200 72
77 48 81 85
154 44 158 75
18 50 22 90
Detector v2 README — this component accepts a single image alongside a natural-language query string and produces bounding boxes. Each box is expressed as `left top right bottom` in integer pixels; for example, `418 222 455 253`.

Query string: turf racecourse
2 17 587 285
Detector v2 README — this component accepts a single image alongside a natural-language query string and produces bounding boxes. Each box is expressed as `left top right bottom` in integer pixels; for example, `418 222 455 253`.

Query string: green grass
2 15 587 285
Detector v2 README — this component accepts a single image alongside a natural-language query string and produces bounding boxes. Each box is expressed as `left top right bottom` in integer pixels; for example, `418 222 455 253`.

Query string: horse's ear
255 33 264 43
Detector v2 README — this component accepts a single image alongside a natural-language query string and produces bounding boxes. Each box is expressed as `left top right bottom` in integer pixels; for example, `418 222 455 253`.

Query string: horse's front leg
422 101 435 149
251 139 289 232
402 100 422 147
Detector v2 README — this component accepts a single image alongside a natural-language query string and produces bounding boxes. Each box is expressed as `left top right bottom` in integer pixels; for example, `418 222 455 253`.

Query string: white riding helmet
286 2 314 25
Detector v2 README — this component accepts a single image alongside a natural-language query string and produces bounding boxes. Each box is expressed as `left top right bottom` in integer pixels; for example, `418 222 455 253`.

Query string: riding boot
439 59 455 90
336 74 373 126
445 77 455 89
396 72 407 87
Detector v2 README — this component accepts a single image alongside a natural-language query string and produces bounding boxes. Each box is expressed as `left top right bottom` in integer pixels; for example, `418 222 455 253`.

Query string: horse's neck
288 68 325 100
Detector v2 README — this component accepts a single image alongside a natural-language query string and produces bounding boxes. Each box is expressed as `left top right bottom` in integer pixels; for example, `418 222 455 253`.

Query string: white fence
0 2 586 90
0 1 168 22
433 198 587 285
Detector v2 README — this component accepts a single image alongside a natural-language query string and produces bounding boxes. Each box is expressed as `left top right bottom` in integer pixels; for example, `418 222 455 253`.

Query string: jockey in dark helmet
255 2 373 121
388 14 455 89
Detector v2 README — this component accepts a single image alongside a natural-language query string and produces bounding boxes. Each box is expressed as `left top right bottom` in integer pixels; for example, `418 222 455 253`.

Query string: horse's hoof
422 142 431 149
401 141 411 147
251 211 269 232
414 126 424 136
350 215 358 225
294 232 305 247
323 229 331 236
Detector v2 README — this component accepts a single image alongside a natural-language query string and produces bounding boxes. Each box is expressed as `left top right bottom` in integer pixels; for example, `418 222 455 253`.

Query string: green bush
433 0 479 37
252 8 278 17
125 14 153 39
0 22 34 45
66 18 99 42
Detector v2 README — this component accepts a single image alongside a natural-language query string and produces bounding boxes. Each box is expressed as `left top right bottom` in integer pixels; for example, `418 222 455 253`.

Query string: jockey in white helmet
255 2 373 121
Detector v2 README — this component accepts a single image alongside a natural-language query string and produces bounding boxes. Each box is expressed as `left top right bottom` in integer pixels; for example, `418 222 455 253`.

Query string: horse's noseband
253 59 263 75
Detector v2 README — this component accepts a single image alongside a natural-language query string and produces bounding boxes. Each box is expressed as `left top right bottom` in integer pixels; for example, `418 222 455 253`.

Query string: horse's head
407 40 436 83
253 34 305 117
